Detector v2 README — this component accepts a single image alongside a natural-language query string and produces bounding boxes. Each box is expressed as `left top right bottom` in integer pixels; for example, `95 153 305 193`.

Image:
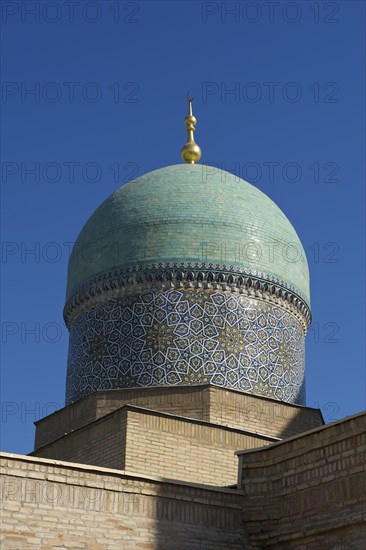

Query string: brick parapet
236 411 366 547
0 452 250 549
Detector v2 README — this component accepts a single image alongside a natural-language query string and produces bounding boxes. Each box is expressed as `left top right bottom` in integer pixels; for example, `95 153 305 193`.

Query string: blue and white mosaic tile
66 290 305 405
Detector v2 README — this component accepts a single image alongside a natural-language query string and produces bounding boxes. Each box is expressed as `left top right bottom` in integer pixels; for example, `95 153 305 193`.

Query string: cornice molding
64 263 311 332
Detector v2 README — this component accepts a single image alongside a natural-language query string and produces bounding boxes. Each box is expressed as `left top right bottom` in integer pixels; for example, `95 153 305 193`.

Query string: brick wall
33 405 276 486
34 386 210 450
34 392 98 450
208 386 323 437
33 408 127 470
0 453 251 549
236 411 366 548
123 407 273 486
34 385 323 450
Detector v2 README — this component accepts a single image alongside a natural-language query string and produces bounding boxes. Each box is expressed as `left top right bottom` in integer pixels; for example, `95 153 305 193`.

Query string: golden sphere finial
181 93 201 164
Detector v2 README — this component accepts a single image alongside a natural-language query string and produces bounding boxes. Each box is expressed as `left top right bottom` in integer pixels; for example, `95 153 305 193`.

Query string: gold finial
181 93 202 164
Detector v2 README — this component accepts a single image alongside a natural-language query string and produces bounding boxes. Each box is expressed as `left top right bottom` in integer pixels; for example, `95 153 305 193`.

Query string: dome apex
181 95 201 164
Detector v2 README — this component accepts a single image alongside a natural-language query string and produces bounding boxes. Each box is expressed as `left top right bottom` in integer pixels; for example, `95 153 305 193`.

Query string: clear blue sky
1 0 365 454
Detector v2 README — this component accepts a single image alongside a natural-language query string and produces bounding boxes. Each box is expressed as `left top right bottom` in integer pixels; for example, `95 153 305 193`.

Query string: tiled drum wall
66 289 305 405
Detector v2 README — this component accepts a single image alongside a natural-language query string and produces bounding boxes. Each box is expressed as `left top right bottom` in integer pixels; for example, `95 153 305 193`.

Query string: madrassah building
1 99 365 549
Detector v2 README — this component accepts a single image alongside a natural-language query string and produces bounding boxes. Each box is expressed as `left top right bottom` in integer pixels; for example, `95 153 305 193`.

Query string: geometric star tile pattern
66 290 305 406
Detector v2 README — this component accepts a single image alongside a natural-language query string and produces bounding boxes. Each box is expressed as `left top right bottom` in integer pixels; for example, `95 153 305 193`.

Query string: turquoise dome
66 164 310 306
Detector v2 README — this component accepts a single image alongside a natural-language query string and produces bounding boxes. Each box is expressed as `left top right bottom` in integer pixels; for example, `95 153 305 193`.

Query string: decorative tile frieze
64 263 311 332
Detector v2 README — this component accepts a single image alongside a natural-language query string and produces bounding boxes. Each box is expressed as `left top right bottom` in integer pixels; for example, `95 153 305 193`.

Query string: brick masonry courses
34 385 324 450
236 411 366 548
1 412 365 549
32 404 276 486
0 453 251 549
